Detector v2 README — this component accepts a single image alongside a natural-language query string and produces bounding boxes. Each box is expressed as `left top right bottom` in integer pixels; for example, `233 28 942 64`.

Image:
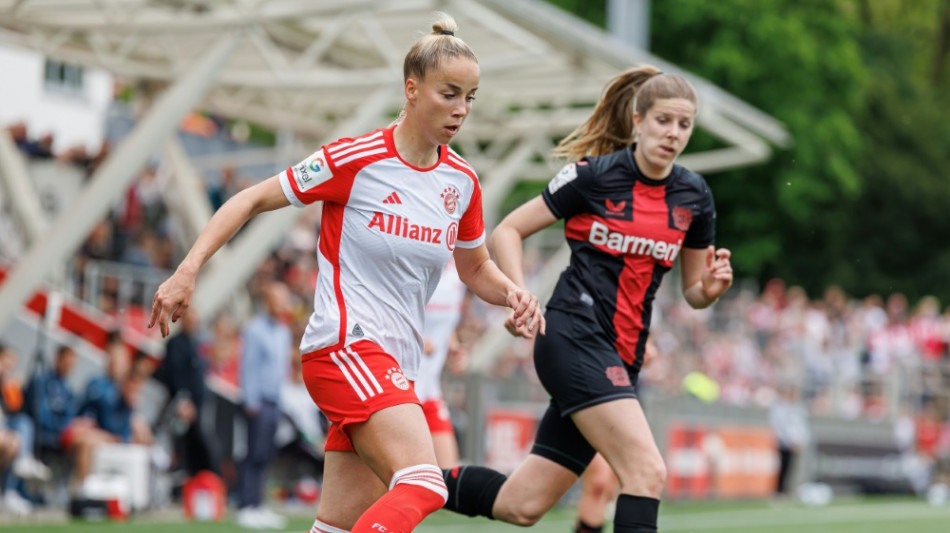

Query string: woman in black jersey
442 66 733 533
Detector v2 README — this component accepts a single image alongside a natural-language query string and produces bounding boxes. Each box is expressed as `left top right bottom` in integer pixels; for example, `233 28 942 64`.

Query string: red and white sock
350 464 447 533
312 518 350 533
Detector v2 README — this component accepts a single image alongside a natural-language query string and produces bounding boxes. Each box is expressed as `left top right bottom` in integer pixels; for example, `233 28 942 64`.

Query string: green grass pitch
7 497 950 532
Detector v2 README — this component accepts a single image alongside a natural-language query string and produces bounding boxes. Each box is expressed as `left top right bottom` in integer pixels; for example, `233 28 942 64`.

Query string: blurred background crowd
2 0 950 523
1 96 949 517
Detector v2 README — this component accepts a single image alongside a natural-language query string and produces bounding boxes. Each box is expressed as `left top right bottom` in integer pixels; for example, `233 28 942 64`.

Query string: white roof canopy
0 0 788 174
0 0 789 351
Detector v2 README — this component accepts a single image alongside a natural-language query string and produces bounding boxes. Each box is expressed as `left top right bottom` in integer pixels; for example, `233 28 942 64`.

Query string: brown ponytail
553 66 697 161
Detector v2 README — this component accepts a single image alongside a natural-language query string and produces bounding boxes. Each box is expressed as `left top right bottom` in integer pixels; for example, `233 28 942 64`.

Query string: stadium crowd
2 103 949 519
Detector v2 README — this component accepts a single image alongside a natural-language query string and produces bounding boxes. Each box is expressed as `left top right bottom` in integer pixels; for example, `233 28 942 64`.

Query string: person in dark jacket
153 308 214 476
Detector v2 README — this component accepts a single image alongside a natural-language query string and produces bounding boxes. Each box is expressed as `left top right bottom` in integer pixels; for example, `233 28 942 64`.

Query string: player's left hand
505 287 545 339
701 245 733 301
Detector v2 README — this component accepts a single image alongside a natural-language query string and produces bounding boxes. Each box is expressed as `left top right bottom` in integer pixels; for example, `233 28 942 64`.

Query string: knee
505 503 546 527
586 470 618 500
615 455 667 497
498 494 554 527
642 456 667 495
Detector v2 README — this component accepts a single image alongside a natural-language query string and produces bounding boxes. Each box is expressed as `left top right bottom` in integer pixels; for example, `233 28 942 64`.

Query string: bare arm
680 245 733 309
149 175 290 336
487 195 558 337
454 244 545 338
490 196 558 288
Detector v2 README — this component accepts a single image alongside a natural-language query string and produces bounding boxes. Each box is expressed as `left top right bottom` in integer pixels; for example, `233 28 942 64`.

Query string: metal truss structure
0 0 789 366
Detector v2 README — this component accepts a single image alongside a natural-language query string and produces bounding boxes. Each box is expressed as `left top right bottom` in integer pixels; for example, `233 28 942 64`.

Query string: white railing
75 259 171 313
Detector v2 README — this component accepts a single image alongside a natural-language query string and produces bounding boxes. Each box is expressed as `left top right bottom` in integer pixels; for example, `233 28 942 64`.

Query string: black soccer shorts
529 308 640 475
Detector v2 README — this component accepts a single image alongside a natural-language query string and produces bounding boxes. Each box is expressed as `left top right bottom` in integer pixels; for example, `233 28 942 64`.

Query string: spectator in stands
204 313 241 391
910 295 945 362
121 229 158 268
154 308 214 477
1 344 51 514
6 122 54 159
6 122 31 153
769 382 810 496
234 281 293 529
208 165 239 212
78 338 152 447
27 345 112 493
78 341 131 439
28 346 78 456
0 424 23 514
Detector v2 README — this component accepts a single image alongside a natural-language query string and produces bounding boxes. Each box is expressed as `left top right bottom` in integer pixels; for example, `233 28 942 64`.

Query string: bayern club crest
386 367 410 391
441 186 460 214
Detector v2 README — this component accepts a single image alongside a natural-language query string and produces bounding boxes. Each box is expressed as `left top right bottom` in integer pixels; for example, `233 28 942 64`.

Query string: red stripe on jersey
457 178 485 243
613 181 670 365
445 151 484 243
564 213 644 364
319 202 349 349
564 214 597 245
614 256 650 365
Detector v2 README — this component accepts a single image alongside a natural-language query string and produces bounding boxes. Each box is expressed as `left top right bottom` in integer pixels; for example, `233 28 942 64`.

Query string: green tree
546 0 950 303
843 0 950 302
649 0 870 296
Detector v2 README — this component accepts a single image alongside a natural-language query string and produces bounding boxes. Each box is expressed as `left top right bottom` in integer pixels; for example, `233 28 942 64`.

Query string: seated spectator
6 122 52 159
1 344 51 514
0 424 23 513
26 346 78 455
78 339 151 446
26 346 113 493
18 130 55 160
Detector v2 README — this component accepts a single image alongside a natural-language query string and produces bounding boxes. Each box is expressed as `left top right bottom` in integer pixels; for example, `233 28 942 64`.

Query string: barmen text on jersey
587 220 682 262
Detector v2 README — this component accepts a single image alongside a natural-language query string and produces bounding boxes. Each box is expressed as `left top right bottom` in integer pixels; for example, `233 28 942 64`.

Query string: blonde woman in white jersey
149 13 544 533
418 258 468 467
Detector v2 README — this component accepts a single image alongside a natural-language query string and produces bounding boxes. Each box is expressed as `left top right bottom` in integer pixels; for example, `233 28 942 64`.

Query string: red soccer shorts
302 340 420 453
421 398 454 435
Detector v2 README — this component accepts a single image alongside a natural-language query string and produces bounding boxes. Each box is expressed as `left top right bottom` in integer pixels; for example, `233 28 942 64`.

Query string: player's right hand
148 271 197 338
504 287 546 339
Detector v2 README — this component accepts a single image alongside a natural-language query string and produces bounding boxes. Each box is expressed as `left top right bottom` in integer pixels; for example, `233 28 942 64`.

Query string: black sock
441 466 507 519
575 518 604 533
613 494 659 532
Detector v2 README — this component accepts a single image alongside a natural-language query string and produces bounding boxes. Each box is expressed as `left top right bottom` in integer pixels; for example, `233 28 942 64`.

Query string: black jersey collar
626 143 677 186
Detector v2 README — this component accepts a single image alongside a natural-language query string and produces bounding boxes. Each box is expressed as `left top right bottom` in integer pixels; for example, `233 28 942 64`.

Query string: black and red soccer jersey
541 145 715 371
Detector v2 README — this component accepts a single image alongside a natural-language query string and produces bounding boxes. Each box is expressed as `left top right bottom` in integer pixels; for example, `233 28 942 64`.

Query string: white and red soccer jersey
279 125 484 380
416 258 467 401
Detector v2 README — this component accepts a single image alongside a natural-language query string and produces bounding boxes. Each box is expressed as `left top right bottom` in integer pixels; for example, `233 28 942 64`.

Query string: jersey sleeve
683 178 716 249
278 147 352 207
541 160 591 219
456 175 486 249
